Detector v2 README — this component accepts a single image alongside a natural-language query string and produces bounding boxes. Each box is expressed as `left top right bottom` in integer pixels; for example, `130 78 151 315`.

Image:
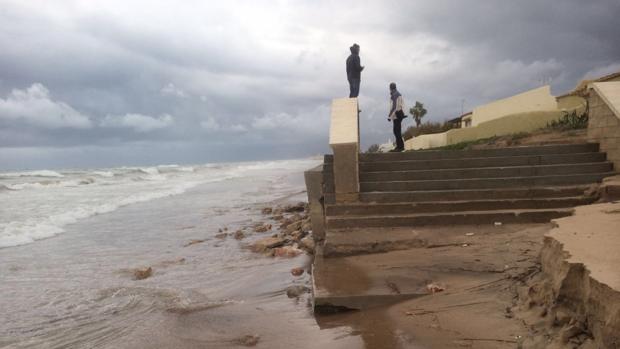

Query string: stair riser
360 163 613 182
326 197 594 216
359 153 606 172
358 143 599 162
325 187 590 204
361 173 610 192
327 211 573 229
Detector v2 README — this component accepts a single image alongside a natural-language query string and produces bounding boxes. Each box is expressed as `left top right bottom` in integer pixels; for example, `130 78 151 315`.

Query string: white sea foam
0 170 64 178
92 171 114 178
0 180 200 248
0 158 321 249
5 178 96 191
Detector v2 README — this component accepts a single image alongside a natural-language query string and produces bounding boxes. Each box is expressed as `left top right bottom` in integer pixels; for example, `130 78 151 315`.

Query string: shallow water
0 159 363 348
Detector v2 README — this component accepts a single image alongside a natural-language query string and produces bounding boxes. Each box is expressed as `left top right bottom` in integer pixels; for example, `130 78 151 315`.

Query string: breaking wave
0 170 64 178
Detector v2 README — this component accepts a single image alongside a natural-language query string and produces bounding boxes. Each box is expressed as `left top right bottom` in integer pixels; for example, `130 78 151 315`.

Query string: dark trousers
348 78 360 98
393 115 404 150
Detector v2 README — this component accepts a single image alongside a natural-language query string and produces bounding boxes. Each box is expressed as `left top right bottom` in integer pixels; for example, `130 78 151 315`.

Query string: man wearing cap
388 82 406 152
346 43 364 98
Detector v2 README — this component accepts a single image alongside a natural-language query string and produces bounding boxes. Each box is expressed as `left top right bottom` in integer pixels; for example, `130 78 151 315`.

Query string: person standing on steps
346 43 364 98
388 82 406 152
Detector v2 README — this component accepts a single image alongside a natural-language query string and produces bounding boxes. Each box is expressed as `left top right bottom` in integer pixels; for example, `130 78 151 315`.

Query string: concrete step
358 152 606 172
361 172 614 192
358 143 599 162
326 208 574 229
360 162 613 182
326 196 595 216
325 185 592 204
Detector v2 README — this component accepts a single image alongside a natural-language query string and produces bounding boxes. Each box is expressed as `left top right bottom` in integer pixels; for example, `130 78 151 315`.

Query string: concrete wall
329 98 359 202
557 95 587 114
304 165 325 241
588 82 620 170
404 109 564 150
404 90 586 151
471 85 558 127
406 132 447 150
447 110 563 145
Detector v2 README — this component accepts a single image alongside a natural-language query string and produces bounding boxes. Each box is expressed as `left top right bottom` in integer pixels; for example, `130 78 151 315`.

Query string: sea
0 159 363 348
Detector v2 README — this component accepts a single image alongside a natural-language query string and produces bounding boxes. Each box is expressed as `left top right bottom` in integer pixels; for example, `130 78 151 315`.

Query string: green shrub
365 144 380 153
547 110 588 130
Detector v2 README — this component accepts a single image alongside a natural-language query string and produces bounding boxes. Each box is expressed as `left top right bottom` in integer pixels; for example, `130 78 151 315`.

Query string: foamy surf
0 159 319 248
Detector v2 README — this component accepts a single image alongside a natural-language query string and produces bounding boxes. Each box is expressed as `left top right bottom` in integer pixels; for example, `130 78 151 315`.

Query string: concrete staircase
323 143 614 229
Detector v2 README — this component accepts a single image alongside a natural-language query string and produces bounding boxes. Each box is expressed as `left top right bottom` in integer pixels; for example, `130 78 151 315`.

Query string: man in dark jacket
346 43 364 98
388 82 406 152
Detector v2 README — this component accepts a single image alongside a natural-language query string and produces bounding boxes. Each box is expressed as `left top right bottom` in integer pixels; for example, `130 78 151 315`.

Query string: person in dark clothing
346 43 364 98
388 82 406 152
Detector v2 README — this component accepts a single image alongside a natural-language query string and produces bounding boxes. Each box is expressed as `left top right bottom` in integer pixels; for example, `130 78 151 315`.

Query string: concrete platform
360 162 613 182
358 152 606 172
360 172 614 192
326 196 594 216
354 185 592 203
359 143 600 162
326 208 573 229
313 224 552 312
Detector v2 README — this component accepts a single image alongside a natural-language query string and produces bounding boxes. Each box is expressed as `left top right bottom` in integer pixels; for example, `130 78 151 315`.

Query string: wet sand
314 224 552 348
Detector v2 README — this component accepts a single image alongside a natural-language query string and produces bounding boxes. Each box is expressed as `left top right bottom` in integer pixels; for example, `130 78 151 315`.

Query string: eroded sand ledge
525 202 620 348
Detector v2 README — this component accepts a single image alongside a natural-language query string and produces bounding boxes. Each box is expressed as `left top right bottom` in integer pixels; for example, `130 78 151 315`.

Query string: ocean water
0 159 362 348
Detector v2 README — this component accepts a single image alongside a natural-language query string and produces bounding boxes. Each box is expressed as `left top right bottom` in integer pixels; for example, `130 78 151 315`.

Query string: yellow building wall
557 95 587 114
446 110 563 144
403 88 587 151
471 85 558 127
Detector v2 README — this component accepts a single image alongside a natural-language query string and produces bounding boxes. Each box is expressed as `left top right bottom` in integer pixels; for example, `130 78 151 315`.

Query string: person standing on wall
346 43 364 98
388 82 406 152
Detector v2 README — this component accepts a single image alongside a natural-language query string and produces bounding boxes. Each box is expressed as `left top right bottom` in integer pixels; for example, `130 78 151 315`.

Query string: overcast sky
1 0 619 170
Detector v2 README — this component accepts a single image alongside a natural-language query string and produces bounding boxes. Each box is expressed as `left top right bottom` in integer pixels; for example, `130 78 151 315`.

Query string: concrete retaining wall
471 85 558 127
404 92 586 151
588 82 620 170
405 110 566 150
405 132 447 150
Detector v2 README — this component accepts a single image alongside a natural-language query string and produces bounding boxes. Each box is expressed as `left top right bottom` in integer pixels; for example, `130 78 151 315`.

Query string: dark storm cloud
0 0 618 169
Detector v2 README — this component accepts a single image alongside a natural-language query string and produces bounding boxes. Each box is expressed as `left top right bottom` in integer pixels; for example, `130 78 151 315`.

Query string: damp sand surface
315 224 552 348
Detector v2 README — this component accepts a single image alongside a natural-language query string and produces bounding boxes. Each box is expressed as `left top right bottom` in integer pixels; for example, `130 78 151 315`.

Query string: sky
1 0 619 170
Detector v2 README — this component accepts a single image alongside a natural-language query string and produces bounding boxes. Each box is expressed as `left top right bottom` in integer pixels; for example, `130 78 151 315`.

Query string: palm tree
409 101 427 128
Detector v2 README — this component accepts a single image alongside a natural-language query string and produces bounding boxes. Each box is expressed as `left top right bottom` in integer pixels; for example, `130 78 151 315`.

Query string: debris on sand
426 283 445 294
235 334 260 347
248 203 316 257
299 236 315 254
286 285 310 298
254 223 272 233
283 202 306 213
233 230 245 240
215 232 228 239
184 239 206 247
250 237 286 253
291 267 304 276
133 267 153 280
155 258 186 267
272 245 303 258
